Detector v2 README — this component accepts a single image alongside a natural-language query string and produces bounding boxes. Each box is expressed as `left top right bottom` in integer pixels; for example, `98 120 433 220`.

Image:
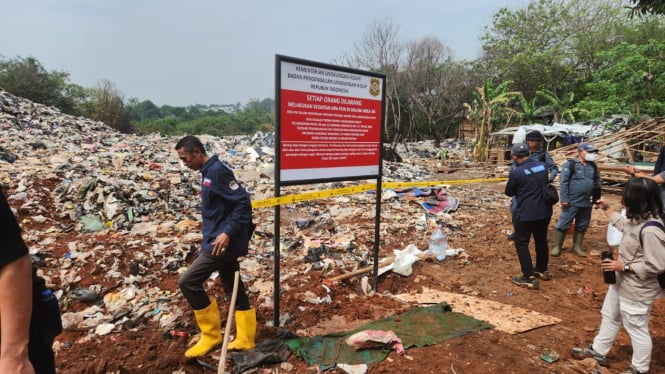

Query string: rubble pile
0 88 506 369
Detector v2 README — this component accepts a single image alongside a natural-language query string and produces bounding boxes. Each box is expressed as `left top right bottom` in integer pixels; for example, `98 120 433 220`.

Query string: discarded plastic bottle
429 225 448 262
601 251 616 284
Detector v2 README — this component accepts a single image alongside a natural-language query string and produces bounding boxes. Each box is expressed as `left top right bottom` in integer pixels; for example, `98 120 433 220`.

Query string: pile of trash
0 88 493 349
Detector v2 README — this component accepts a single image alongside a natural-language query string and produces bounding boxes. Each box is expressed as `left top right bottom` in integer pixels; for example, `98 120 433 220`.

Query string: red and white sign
278 59 384 183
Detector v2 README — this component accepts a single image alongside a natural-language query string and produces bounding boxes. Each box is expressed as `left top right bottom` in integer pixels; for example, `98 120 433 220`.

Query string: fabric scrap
285 303 492 367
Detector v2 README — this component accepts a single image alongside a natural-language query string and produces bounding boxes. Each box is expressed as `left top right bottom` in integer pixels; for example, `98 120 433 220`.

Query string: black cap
525 131 544 141
511 143 530 157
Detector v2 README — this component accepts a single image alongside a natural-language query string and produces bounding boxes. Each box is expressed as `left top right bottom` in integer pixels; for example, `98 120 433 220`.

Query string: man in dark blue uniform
175 135 256 358
505 143 553 289
508 131 558 240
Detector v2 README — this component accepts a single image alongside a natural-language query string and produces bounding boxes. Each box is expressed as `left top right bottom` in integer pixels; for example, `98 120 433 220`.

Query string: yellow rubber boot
227 308 256 351
185 299 223 358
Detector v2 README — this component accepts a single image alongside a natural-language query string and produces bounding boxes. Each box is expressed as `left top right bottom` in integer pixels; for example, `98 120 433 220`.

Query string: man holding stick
175 135 256 358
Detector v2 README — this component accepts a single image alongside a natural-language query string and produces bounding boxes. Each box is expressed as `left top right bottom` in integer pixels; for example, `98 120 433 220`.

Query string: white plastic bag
606 208 626 247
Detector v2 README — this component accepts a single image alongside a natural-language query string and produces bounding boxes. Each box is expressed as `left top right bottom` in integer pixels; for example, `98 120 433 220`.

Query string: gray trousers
178 251 250 311
593 284 653 373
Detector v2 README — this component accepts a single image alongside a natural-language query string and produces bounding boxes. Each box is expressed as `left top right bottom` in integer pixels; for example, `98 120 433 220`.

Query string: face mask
585 153 597 162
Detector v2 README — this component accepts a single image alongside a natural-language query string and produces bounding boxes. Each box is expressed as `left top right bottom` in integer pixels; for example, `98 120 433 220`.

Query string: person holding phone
571 177 665 374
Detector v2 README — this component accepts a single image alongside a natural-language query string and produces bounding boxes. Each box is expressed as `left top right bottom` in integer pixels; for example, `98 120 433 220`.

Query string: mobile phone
592 186 601 204
601 250 616 284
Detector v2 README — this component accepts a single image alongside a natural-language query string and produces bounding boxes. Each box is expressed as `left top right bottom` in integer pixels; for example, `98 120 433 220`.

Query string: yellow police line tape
251 177 508 208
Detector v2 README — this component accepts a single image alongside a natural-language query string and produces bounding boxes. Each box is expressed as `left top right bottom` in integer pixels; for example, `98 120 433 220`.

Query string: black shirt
0 190 29 267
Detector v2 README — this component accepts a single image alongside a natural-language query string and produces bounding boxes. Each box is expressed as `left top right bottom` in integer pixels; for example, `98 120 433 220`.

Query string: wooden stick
324 256 395 283
217 271 240 374
324 253 431 284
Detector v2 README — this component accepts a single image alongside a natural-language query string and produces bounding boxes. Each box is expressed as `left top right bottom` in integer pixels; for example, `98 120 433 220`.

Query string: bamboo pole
217 271 240 374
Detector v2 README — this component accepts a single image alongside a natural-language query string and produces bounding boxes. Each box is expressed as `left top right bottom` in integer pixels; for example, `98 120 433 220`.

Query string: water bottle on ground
429 225 448 261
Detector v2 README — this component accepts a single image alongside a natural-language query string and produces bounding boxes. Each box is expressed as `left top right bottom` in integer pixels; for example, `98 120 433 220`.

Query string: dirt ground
12 167 665 374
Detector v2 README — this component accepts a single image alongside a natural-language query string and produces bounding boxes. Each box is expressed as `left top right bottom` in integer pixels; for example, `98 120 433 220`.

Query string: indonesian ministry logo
369 78 381 97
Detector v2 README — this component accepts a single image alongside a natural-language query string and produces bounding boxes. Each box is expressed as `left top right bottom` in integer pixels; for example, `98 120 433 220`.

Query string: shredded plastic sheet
285 303 493 369
380 187 460 214
345 330 404 354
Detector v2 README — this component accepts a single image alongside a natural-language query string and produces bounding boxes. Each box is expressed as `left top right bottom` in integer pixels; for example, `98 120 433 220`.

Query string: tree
576 39 665 118
628 0 665 17
0 56 85 115
535 89 578 123
404 37 454 147
464 80 521 161
515 94 547 125
339 18 405 150
85 80 133 133
478 0 626 102
127 99 162 121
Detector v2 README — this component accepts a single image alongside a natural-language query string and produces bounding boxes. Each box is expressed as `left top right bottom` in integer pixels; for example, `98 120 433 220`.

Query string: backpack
566 158 599 181
566 158 601 192
638 220 665 289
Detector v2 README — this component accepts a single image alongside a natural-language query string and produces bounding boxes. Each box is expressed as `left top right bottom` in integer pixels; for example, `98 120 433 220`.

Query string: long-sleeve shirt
510 147 559 182
559 157 601 207
609 212 665 302
200 155 253 257
505 159 553 222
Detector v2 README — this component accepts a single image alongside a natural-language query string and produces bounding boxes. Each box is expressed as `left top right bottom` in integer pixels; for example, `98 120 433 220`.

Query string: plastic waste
606 208 626 246
345 330 405 354
429 225 447 261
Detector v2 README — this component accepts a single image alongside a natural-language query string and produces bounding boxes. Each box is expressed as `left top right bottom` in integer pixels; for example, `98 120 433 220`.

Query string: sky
1 0 529 107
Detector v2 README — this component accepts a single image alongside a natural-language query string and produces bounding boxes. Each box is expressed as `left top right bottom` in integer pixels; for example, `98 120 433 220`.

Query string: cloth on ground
346 330 404 354
230 338 293 373
382 187 459 214
285 302 492 368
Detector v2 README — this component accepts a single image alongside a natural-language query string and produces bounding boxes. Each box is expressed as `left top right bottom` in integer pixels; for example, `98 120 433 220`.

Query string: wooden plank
392 288 561 334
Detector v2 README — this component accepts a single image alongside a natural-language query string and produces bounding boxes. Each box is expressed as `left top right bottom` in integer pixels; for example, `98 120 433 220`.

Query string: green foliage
4 1 665 144
576 39 665 118
127 99 162 122
83 80 133 133
0 56 86 115
129 99 274 136
629 0 665 17
479 0 626 105
536 89 578 123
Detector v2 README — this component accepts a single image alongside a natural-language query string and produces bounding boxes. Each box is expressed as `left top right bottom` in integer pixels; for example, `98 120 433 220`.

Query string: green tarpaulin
285 302 493 369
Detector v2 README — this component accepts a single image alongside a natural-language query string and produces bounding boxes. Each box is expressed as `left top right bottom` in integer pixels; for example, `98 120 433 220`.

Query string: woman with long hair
571 177 665 374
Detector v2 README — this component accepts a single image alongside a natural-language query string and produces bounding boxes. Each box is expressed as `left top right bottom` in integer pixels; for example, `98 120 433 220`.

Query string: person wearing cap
508 131 559 240
552 142 602 257
505 142 554 289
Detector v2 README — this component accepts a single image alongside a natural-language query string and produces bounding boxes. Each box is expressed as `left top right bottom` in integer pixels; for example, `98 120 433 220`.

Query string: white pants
593 284 653 372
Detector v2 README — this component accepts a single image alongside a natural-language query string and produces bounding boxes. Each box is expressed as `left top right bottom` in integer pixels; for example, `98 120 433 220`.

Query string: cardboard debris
392 288 561 334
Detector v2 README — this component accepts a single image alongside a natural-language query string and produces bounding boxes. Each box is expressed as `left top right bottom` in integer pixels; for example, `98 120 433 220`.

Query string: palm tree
536 89 577 123
516 94 549 125
464 80 521 161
